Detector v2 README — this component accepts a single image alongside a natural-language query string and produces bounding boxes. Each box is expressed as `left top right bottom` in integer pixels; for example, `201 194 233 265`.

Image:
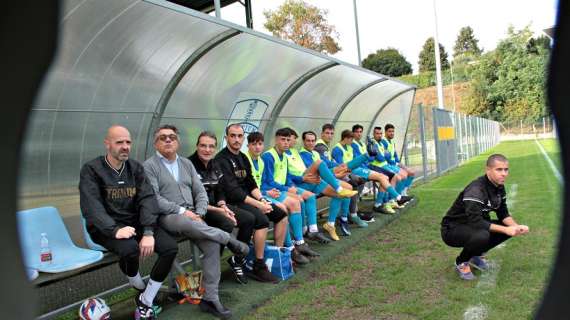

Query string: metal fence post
464 115 470 159
457 112 463 163
418 104 429 180
433 107 441 176
475 117 481 155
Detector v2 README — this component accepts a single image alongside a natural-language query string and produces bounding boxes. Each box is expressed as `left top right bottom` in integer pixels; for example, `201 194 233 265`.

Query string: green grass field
244 139 562 320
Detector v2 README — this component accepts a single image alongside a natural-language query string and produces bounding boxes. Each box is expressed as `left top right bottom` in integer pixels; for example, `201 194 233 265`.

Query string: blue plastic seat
80 214 107 252
17 207 103 273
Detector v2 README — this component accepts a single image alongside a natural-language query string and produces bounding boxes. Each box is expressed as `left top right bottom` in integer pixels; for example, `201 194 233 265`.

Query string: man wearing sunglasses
143 124 249 319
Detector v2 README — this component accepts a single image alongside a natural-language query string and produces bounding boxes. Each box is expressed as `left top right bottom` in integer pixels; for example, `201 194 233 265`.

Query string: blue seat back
17 206 76 268
80 214 107 251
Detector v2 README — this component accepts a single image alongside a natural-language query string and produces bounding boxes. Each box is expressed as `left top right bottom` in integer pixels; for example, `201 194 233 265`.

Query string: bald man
79 125 178 320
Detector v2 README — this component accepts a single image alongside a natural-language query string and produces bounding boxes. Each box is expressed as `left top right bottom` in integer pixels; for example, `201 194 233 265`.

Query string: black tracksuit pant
441 219 511 264
90 226 178 282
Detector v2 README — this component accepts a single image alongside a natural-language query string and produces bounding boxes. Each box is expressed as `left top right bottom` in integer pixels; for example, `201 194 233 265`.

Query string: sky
213 0 558 73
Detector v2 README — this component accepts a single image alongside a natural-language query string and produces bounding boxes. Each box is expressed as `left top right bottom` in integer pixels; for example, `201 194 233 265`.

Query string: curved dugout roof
20 0 415 237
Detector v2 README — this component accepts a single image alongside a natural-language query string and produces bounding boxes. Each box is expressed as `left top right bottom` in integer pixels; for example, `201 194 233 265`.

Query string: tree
263 0 341 55
362 48 412 77
464 26 549 122
526 35 551 54
453 26 483 60
418 37 449 72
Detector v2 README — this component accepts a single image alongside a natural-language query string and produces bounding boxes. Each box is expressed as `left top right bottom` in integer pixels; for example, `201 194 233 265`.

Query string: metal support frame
365 87 416 138
331 78 387 127
399 89 417 166
244 0 253 28
143 29 240 157
262 62 338 136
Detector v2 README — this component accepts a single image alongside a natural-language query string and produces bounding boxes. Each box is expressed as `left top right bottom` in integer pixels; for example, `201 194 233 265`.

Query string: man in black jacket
215 124 288 283
79 125 178 320
189 131 256 285
441 154 529 280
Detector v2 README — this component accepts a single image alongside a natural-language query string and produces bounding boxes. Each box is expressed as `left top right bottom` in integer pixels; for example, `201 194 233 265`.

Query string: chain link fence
500 117 556 140
402 104 500 181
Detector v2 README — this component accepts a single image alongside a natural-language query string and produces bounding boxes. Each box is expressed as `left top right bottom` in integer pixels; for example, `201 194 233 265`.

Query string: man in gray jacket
144 124 248 319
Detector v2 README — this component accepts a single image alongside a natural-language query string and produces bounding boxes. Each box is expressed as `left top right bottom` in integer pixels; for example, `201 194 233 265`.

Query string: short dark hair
225 123 243 136
322 123 334 132
302 131 317 140
196 131 217 146
154 124 179 140
288 128 299 138
341 129 353 140
352 124 364 132
486 154 508 167
247 132 264 144
275 128 291 137
384 123 395 131
373 126 383 132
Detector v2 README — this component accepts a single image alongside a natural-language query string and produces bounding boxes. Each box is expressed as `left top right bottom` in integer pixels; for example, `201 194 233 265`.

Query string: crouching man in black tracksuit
441 154 529 281
79 125 178 320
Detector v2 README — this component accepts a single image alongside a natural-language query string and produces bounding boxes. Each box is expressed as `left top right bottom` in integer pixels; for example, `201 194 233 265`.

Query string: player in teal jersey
332 129 407 215
382 123 416 197
369 126 411 211
246 132 319 264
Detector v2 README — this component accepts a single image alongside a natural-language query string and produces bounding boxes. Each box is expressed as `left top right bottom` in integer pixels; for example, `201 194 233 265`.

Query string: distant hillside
413 81 471 113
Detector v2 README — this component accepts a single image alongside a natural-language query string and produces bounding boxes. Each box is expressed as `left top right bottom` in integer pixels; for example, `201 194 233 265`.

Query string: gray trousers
159 214 231 302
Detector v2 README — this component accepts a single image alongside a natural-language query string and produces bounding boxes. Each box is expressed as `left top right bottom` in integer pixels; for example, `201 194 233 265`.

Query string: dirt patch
414 82 471 112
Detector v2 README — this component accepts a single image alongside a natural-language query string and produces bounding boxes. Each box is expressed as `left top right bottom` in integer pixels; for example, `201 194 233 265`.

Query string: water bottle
40 233 52 265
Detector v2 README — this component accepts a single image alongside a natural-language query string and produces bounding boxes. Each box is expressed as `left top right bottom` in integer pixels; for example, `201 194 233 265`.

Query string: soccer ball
78 298 111 320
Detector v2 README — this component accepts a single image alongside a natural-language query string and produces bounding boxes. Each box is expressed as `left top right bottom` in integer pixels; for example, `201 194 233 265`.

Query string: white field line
464 303 489 320
534 139 563 184
506 184 518 210
475 261 501 292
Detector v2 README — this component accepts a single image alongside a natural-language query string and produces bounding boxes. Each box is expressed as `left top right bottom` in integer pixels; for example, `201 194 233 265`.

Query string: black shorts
230 202 287 230
368 165 396 180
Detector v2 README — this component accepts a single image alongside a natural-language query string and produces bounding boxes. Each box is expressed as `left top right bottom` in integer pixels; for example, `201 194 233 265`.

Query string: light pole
432 0 444 110
214 0 221 18
353 0 362 66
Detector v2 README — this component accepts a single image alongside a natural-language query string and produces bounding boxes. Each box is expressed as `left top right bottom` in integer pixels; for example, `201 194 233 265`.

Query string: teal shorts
297 180 329 195
351 167 371 180
386 165 400 173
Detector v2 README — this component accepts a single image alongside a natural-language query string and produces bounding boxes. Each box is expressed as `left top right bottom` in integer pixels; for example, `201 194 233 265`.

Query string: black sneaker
305 231 331 244
291 248 310 265
199 299 232 319
227 256 248 284
249 260 280 283
295 242 320 257
339 219 351 236
397 195 413 206
358 212 375 222
227 238 249 256
134 294 156 320
373 204 394 215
